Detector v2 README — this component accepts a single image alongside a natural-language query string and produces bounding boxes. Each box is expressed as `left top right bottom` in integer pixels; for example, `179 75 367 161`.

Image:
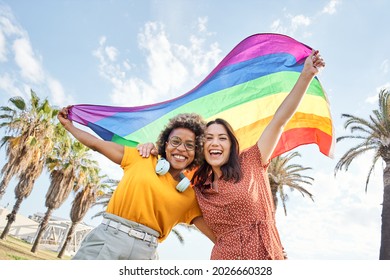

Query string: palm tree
31 125 99 253
0 90 57 239
57 169 104 258
0 90 56 200
335 88 390 260
268 151 314 216
90 178 118 219
171 224 197 244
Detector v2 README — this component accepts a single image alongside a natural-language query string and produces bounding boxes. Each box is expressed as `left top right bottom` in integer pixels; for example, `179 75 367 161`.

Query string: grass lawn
0 235 71 260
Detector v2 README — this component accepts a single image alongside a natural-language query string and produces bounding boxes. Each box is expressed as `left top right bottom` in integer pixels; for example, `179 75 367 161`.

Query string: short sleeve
120 146 137 169
240 145 271 169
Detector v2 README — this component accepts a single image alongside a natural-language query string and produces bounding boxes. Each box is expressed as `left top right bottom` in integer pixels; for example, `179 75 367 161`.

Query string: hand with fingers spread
137 142 158 158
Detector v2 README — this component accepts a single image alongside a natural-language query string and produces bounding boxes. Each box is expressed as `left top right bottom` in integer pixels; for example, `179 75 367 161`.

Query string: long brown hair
192 118 242 189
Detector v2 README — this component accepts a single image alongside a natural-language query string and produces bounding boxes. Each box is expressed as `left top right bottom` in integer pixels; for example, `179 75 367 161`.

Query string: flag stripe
90 71 326 141
70 52 322 130
234 112 332 151
69 33 334 159
191 33 311 90
272 128 333 158
120 74 327 142
207 93 331 129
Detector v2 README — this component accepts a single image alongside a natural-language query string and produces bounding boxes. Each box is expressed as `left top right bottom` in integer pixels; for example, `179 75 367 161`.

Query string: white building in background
0 207 93 256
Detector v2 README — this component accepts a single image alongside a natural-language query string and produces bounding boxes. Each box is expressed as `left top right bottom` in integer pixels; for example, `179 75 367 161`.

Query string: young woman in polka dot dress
139 50 325 259
191 50 325 260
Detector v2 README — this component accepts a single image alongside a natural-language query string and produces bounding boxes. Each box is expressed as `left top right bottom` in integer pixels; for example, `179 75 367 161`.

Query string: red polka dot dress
194 145 285 260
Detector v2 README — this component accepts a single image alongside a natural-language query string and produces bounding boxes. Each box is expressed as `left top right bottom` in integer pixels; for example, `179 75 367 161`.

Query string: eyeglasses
168 136 196 151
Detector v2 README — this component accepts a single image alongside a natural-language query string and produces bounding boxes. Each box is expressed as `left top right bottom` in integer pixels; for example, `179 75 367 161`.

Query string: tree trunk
380 160 390 259
31 207 54 253
0 197 23 239
57 222 77 259
270 182 279 212
0 170 14 201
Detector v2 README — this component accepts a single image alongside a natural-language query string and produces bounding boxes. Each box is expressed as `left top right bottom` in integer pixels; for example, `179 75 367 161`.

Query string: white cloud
270 2 341 37
93 36 126 82
176 34 221 77
0 29 6 62
12 38 45 84
197 17 208 33
47 77 74 106
322 0 341 15
0 5 24 62
0 4 72 109
365 84 390 104
105 46 118 62
93 20 222 106
0 7 23 36
122 59 132 71
291 15 311 29
270 14 311 36
110 77 153 106
270 19 287 35
138 22 188 99
380 83 390 91
365 94 378 105
0 73 24 98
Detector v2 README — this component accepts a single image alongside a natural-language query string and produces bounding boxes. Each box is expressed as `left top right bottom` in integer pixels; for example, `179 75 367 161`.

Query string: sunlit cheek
222 147 231 164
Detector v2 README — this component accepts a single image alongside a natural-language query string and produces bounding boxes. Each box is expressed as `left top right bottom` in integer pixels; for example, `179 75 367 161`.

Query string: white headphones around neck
155 158 190 192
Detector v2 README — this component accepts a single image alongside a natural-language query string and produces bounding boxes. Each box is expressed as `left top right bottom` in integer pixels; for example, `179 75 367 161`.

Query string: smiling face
165 127 196 176
204 123 232 176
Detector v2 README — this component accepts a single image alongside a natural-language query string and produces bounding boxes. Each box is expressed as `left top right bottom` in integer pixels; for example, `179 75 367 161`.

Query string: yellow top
106 147 202 242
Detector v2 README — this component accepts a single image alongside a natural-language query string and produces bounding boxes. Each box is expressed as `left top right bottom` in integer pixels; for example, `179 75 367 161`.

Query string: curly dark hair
156 113 206 170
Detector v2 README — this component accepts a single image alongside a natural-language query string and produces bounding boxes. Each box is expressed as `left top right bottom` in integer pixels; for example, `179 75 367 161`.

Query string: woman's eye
186 143 195 149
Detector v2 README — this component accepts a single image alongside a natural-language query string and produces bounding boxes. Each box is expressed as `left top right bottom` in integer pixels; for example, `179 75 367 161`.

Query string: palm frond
335 89 390 191
268 151 314 216
9 96 26 111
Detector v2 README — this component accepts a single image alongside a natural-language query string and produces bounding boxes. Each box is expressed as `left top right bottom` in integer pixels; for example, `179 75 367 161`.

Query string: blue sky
0 0 389 260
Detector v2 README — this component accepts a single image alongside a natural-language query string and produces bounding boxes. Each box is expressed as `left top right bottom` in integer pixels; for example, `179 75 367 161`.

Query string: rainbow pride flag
69 33 334 158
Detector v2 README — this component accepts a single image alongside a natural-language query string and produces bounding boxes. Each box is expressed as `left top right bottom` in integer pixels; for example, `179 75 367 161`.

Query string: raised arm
58 106 124 165
257 50 325 163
